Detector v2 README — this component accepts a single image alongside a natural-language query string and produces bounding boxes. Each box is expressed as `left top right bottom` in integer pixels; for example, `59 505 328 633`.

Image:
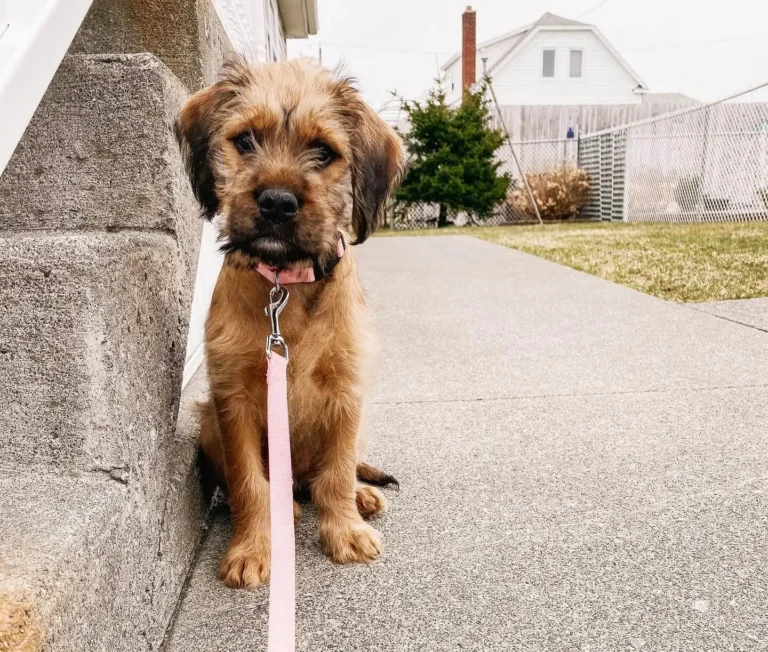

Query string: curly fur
175 58 403 588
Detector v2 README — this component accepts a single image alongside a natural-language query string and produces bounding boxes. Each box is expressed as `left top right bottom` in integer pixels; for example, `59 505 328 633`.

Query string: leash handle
266 273 296 652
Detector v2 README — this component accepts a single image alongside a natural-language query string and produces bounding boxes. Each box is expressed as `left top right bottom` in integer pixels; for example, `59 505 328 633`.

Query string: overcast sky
287 0 768 110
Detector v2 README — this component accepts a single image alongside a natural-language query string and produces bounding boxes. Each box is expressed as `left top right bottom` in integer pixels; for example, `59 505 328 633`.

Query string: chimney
461 6 477 95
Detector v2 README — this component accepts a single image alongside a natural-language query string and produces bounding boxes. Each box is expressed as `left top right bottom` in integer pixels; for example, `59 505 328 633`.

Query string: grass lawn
378 221 768 303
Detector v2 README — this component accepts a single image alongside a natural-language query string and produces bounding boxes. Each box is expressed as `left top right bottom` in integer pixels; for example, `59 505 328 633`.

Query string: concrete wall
0 1 232 648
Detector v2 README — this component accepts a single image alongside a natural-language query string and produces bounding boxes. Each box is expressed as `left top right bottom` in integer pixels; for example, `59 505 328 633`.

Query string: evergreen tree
395 85 510 227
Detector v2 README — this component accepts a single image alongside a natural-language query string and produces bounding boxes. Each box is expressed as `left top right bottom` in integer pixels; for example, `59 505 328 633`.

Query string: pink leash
261 240 345 652
266 351 295 651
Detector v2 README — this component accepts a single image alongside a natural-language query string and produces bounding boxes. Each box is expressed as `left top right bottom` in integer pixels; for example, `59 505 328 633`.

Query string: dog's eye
310 141 338 167
232 132 256 155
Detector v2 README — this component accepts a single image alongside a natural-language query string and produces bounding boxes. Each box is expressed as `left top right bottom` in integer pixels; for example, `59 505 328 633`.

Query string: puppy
174 58 403 588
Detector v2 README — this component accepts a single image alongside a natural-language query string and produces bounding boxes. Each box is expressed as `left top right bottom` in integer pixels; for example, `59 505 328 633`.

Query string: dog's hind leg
197 399 227 487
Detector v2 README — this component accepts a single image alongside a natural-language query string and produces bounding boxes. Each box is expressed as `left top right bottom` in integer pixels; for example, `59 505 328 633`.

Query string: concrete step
0 366 210 651
0 53 201 293
0 52 210 651
0 231 186 472
71 0 230 90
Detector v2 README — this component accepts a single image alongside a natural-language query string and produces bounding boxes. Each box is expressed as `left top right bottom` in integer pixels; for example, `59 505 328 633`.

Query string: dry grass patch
379 222 768 303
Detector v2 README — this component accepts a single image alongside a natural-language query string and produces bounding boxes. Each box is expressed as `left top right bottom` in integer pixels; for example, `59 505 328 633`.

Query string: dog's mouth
221 228 315 269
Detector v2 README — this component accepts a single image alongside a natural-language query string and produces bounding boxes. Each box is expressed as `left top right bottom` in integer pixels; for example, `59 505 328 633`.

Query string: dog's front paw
220 539 270 588
321 519 382 564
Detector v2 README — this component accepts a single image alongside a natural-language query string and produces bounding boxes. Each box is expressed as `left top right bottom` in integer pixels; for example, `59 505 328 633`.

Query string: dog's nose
257 188 299 223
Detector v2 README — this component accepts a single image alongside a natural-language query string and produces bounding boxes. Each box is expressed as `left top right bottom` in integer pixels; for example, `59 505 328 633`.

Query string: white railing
0 0 94 175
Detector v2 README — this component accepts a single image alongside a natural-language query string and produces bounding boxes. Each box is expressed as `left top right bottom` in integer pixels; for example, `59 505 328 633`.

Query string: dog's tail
356 461 399 487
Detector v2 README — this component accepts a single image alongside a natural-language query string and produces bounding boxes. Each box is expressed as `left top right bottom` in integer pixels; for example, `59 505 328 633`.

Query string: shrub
395 84 510 226
509 167 590 221
674 175 701 212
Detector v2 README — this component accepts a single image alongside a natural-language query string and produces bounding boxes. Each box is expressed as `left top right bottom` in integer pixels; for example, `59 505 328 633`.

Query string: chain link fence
389 138 578 229
389 81 768 228
578 82 768 222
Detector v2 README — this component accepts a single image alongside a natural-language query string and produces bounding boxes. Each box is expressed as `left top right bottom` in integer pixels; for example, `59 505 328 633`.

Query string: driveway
165 236 768 651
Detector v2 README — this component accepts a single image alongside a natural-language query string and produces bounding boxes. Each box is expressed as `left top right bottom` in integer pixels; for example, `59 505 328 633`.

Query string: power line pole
481 57 542 225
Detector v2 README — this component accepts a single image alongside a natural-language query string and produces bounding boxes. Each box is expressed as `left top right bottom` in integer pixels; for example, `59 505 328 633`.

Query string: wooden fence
490 102 697 142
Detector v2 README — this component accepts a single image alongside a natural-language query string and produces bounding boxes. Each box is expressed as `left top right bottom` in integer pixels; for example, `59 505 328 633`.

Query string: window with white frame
570 50 583 78
542 49 555 78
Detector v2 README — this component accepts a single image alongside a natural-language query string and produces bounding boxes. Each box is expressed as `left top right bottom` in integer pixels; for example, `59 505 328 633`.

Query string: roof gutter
277 0 318 38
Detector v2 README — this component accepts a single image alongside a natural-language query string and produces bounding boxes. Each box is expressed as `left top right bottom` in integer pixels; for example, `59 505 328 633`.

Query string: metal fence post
484 75 543 225
576 133 581 169
697 105 711 223
620 128 629 221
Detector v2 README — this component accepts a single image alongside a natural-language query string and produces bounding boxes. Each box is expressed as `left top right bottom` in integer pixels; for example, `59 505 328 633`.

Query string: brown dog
174 58 403 588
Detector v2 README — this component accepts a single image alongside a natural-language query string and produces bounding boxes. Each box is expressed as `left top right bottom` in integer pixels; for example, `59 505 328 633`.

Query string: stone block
0 55 202 289
0 232 189 473
70 0 232 90
0 367 210 651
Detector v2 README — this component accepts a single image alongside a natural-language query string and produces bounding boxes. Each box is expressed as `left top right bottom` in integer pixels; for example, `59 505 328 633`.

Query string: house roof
442 13 587 70
441 11 649 91
534 12 590 28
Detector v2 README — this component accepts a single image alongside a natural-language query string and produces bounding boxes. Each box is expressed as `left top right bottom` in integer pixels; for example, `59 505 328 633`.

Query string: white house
442 11 648 106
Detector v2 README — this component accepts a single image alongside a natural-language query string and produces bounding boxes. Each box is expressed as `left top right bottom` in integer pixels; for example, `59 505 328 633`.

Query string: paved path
165 236 768 651
691 297 768 333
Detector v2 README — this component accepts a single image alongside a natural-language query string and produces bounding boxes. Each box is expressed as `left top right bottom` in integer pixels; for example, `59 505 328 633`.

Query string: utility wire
297 40 453 56
625 31 768 52
577 0 613 20
295 27 768 59
321 41 454 56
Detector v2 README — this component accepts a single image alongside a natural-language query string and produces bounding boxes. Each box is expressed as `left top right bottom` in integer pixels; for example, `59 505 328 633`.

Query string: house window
570 50 583 78
542 50 556 78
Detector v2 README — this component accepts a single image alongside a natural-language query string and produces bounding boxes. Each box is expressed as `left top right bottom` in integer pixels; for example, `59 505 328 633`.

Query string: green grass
378 222 768 303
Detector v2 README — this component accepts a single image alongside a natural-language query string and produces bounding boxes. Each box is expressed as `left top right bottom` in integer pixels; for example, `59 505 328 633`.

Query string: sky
287 0 768 110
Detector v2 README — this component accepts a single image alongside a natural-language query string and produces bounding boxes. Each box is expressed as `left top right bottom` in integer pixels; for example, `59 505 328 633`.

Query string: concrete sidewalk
164 236 768 651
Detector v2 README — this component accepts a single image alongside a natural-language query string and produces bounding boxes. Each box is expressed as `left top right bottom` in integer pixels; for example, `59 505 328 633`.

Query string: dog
174 58 404 588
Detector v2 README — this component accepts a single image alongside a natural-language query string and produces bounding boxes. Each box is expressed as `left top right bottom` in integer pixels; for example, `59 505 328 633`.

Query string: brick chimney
461 6 477 95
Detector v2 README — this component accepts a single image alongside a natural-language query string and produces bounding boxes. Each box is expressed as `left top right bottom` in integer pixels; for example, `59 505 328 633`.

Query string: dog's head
174 58 403 271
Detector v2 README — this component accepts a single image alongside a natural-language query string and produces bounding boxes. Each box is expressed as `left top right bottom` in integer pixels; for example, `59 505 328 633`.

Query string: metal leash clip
265 275 290 362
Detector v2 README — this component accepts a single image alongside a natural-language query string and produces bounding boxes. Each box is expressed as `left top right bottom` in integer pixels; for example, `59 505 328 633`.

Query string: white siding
444 37 518 105
443 59 461 104
491 30 641 106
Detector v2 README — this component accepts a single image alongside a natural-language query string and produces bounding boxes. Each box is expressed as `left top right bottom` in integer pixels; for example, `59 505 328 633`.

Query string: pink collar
255 238 345 285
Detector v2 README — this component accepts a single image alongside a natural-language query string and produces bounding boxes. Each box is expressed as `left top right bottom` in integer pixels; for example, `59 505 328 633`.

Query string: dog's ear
174 84 228 219
343 91 404 244
174 60 249 218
